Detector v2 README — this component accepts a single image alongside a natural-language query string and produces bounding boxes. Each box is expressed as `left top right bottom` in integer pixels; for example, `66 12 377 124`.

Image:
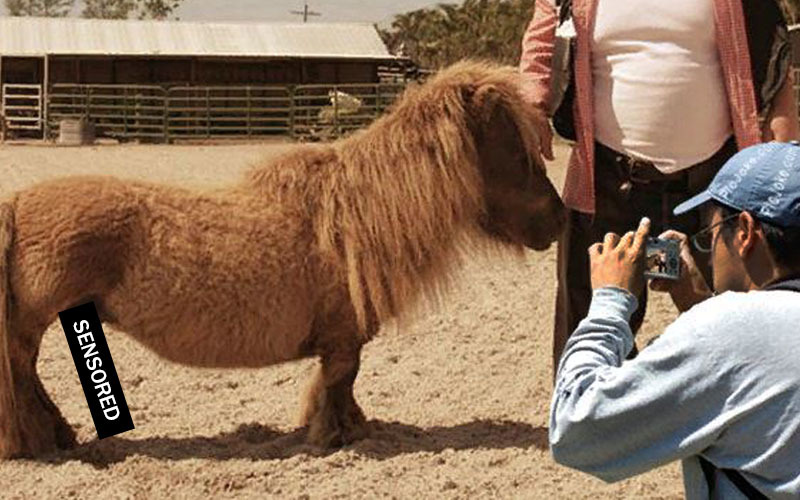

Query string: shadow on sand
37 419 549 468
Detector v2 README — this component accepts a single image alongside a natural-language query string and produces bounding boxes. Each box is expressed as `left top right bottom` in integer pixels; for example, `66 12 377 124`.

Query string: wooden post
247 86 251 137
43 55 49 140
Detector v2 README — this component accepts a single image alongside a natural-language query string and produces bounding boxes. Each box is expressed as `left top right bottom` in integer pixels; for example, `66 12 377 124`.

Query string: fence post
0 82 4 143
163 87 169 144
206 87 211 138
85 86 91 121
122 87 128 138
247 86 252 138
289 85 296 139
333 86 339 139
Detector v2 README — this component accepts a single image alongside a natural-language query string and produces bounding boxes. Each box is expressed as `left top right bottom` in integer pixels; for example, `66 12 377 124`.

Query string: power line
290 2 321 23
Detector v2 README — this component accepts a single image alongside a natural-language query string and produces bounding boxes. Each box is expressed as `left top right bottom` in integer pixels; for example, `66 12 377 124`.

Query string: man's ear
737 211 760 257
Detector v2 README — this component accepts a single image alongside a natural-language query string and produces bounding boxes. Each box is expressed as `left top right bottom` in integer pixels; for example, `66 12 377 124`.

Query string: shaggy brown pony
0 61 565 458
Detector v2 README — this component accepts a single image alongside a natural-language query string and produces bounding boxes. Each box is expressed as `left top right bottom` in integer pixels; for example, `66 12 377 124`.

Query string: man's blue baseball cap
673 141 800 228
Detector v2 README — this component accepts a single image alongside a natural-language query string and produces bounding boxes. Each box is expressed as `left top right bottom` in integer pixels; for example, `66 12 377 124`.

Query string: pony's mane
247 61 542 335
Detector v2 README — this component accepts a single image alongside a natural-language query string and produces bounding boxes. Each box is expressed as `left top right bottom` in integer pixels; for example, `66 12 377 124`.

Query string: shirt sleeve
519 0 558 108
549 287 730 483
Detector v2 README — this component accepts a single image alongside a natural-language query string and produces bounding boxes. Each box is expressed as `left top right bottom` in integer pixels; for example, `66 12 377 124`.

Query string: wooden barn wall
335 62 378 83
2 57 43 83
44 56 379 86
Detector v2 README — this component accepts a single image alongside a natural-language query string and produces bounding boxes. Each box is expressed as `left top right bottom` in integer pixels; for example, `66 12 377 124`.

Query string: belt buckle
624 157 652 185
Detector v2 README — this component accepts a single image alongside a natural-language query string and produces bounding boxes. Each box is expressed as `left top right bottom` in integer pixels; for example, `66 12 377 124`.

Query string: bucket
58 118 96 145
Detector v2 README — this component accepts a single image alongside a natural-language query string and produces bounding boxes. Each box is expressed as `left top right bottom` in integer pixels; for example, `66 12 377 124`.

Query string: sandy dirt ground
0 140 684 499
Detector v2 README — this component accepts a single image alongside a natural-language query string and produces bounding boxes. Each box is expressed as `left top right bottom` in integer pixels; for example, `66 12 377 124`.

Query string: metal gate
2 84 43 131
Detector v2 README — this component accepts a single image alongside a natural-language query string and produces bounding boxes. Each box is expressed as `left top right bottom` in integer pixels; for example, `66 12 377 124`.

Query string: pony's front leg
299 346 368 447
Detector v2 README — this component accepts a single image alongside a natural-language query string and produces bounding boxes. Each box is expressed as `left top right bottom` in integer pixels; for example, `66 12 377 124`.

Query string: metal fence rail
17 70 800 142
167 86 293 139
49 84 167 140
3 84 43 131
291 82 406 141
45 82 407 142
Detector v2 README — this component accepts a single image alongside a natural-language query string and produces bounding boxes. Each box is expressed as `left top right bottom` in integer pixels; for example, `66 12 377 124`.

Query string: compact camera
644 238 681 281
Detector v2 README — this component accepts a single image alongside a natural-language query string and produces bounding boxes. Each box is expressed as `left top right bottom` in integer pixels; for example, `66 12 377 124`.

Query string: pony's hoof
305 406 370 448
54 421 77 450
13 413 77 458
305 423 370 448
0 438 25 460
341 421 370 444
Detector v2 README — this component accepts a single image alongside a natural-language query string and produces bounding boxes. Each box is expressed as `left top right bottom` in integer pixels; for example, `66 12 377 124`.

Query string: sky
175 1 443 24
0 1 445 24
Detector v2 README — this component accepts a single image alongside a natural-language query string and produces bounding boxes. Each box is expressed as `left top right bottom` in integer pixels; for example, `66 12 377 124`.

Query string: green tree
81 0 183 20
5 0 74 16
380 0 535 70
82 0 135 19
136 0 181 19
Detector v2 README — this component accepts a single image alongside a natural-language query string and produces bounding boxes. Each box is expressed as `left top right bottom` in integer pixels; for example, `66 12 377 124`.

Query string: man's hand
530 104 555 161
589 218 650 297
649 230 714 312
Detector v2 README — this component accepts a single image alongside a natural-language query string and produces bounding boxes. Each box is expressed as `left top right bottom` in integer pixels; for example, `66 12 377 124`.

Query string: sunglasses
690 212 740 253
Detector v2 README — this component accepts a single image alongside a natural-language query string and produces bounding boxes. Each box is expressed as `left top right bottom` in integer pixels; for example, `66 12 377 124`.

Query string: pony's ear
468 85 503 126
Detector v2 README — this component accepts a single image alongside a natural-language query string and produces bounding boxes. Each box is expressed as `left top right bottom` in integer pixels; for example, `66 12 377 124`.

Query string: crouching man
550 142 800 498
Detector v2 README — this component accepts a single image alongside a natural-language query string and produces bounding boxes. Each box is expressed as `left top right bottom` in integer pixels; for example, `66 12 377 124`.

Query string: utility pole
290 2 321 23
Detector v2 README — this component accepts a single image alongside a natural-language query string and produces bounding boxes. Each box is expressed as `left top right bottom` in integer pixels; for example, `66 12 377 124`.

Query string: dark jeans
553 138 737 371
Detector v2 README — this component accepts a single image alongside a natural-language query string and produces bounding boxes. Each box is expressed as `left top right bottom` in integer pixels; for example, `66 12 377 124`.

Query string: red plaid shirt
520 0 762 214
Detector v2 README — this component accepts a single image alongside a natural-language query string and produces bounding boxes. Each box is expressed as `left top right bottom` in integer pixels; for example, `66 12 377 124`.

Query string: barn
0 16 413 141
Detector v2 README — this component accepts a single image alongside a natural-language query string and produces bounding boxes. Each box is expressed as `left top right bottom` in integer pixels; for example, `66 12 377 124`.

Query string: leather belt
595 142 690 192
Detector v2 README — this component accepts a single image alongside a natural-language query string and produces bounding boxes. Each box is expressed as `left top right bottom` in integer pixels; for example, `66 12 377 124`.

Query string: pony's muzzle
526 201 567 251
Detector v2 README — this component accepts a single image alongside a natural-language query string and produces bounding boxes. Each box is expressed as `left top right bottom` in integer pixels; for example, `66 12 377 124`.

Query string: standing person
519 0 800 371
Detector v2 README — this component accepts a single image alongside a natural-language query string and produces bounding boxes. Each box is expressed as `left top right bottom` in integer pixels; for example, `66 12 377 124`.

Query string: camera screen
644 239 680 280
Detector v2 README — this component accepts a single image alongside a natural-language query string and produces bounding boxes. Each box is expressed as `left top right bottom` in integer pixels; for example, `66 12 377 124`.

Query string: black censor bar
59 302 134 439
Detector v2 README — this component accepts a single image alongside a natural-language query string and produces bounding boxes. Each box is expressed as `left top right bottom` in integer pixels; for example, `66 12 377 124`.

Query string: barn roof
0 16 396 59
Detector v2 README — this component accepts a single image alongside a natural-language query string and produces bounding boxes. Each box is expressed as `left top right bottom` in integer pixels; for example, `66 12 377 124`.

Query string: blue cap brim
673 191 713 216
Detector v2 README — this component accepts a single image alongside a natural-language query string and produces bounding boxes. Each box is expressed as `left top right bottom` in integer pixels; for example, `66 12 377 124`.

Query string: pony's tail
0 199 20 457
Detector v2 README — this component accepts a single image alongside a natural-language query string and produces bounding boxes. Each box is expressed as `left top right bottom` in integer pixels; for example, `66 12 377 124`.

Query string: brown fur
0 61 565 458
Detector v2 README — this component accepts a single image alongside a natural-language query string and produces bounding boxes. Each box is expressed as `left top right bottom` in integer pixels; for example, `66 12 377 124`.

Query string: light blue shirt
550 287 800 499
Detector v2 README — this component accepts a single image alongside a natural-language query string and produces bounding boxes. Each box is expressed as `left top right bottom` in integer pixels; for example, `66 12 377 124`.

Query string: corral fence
40 82 407 142
2 84 43 132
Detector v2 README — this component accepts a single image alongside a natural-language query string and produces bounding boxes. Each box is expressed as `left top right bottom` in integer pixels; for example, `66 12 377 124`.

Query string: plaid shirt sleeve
714 0 762 149
519 0 558 109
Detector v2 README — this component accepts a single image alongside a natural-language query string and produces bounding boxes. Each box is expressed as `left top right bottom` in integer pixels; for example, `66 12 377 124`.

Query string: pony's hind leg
299 346 368 447
0 196 75 458
0 317 75 458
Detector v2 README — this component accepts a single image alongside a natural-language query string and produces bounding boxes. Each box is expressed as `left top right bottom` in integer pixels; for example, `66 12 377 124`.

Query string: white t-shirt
592 0 733 173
